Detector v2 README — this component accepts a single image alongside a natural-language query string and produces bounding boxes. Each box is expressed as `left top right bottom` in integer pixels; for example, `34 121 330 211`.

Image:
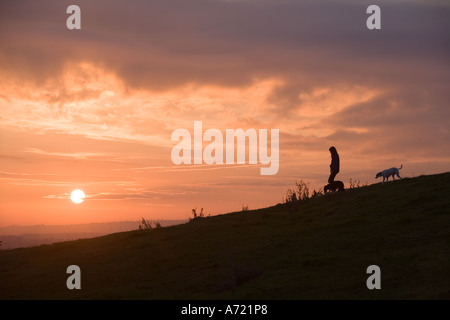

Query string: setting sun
70 190 85 204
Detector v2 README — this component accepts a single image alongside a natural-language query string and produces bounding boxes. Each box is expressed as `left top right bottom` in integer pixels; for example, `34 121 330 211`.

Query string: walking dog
324 180 345 193
375 165 403 183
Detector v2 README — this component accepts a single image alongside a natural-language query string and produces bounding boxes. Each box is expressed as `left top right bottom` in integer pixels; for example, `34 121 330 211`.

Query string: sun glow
70 189 85 204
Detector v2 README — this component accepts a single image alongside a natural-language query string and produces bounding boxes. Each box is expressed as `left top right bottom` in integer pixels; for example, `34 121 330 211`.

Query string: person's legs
328 170 338 184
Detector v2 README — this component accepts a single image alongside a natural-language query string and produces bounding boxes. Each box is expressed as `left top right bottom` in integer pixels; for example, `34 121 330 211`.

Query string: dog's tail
399 164 403 170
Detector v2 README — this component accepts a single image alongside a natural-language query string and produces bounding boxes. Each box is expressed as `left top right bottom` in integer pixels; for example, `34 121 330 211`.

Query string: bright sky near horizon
1 0 449 226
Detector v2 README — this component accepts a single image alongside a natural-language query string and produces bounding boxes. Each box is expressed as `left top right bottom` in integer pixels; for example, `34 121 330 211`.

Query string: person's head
329 146 337 154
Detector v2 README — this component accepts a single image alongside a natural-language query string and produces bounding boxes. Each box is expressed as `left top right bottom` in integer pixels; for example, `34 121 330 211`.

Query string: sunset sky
1 0 449 226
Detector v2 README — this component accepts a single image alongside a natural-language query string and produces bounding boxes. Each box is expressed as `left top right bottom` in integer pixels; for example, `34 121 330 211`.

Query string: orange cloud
0 0 449 226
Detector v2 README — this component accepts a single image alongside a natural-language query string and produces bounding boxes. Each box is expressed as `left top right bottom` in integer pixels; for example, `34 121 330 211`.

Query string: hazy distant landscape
0 220 187 250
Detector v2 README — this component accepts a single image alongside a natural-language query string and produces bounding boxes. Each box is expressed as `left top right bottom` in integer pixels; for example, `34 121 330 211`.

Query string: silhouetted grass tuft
138 217 162 230
283 179 323 212
189 207 209 222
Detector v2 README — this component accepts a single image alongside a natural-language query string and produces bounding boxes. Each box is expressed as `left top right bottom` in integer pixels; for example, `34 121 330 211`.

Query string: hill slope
1 173 449 299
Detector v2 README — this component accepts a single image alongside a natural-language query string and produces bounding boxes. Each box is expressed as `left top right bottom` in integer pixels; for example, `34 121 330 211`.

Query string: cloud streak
43 189 189 201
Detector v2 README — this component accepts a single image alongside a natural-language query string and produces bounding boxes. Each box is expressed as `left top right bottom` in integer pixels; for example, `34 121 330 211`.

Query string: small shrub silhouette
283 179 322 212
311 187 324 198
153 221 162 228
138 217 162 230
189 207 208 222
349 178 368 189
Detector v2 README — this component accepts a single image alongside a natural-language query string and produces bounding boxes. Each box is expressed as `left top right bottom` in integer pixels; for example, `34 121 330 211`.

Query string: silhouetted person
328 146 340 183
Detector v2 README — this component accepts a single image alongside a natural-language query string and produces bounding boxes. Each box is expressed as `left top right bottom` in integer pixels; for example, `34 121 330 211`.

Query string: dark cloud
325 86 450 158
1 0 449 171
1 0 449 92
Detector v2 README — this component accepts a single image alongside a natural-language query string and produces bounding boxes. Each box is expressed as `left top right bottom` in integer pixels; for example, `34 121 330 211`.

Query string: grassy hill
1 173 449 299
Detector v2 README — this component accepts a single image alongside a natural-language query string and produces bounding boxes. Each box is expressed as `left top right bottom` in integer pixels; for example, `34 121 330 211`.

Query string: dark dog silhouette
324 180 345 193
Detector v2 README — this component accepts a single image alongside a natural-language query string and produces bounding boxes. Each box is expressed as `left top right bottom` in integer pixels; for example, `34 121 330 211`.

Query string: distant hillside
0 220 187 249
0 173 449 299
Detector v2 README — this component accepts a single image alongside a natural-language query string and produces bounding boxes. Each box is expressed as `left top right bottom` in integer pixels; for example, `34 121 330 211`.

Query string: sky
0 0 449 226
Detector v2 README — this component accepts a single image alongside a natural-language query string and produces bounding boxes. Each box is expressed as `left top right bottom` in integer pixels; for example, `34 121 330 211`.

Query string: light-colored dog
375 164 403 183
